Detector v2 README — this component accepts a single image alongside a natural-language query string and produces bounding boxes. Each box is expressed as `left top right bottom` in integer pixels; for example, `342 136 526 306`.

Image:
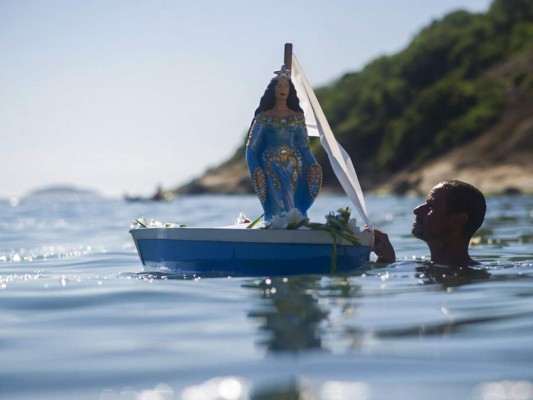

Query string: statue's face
274 78 290 101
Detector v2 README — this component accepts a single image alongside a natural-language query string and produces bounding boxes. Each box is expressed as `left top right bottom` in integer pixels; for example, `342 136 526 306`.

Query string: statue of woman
246 66 322 222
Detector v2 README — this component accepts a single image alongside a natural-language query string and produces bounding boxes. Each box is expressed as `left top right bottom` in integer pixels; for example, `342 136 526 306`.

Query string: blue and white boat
130 44 374 277
130 224 372 276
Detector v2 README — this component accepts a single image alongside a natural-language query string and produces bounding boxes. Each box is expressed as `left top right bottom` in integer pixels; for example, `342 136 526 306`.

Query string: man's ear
452 212 468 227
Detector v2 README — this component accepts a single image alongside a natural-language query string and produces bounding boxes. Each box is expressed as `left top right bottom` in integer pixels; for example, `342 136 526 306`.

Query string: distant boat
124 194 169 203
123 188 175 202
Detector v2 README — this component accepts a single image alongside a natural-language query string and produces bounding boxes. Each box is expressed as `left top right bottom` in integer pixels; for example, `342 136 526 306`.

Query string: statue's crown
273 65 291 80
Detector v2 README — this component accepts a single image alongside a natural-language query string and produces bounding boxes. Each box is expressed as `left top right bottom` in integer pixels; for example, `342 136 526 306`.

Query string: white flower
267 208 307 230
149 219 164 228
131 217 185 228
235 212 251 224
268 212 289 229
131 216 149 228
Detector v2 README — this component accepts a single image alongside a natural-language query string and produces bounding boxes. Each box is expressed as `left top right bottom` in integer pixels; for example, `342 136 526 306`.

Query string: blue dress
246 112 322 221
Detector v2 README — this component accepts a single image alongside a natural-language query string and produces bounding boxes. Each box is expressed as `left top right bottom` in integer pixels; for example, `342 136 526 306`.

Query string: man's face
412 184 453 242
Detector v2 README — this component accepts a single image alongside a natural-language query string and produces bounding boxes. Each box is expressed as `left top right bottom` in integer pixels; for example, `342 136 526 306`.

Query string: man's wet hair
440 180 486 239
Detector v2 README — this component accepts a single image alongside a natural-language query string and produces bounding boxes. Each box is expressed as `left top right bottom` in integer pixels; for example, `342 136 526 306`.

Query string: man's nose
413 204 424 215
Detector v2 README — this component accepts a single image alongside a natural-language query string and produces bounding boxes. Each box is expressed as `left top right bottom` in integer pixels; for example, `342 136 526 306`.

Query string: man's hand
371 228 396 263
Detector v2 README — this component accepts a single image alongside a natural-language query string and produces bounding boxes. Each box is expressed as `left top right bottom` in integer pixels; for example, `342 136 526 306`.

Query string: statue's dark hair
253 78 303 116
440 180 486 239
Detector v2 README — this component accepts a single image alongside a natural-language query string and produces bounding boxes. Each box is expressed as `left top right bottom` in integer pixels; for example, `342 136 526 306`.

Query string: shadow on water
415 263 491 288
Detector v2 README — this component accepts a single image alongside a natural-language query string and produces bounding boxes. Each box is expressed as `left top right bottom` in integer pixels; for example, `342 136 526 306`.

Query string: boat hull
130 227 371 276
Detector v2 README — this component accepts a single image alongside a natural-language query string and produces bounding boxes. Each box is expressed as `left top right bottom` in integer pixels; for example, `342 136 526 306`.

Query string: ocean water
1 193 532 400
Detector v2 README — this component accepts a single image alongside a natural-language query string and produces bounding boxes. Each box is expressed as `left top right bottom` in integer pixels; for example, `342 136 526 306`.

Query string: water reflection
244 266 475 354
245 276 363 353
246 276 326 352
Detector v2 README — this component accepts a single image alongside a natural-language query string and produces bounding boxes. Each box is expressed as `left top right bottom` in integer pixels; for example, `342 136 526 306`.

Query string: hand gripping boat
130 225 372 276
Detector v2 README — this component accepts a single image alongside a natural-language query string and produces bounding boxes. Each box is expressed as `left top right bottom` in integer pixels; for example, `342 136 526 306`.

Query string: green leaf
247 213 265 229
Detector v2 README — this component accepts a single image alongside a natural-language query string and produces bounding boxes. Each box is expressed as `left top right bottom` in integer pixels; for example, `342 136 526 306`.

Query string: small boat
130 225 371 276
129 44 375 277
123 185 175 203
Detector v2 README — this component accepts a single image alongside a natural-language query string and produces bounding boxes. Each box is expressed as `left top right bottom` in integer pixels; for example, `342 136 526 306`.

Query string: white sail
291 55 371 227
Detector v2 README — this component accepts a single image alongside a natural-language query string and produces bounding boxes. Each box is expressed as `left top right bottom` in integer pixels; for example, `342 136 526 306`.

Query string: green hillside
175 0 533 195
313 0 533 186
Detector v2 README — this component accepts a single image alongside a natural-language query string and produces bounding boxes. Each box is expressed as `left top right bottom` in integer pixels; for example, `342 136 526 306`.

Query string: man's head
412 180 486 243
440 180 486 239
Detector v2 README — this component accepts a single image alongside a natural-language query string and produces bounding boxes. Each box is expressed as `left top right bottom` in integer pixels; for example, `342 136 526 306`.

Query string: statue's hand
307 163 322 199
252 167 267 204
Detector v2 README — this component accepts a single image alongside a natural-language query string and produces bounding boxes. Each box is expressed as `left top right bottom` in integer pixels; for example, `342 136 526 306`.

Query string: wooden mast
284 43 293 70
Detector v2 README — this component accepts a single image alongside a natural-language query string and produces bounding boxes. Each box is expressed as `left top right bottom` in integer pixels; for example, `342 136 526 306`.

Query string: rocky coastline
172 91 533 197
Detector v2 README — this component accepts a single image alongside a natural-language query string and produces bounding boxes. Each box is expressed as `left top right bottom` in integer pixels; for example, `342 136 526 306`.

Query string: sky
0 0 494 199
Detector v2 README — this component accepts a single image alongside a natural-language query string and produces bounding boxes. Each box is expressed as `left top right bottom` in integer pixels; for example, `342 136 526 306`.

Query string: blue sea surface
1 194 532 400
